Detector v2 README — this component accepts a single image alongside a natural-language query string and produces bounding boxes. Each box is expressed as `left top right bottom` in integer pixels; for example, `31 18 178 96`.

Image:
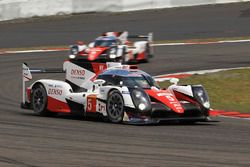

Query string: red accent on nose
145 89 184 114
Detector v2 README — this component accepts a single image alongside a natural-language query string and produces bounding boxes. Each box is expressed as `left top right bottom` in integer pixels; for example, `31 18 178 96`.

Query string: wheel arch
106 88 125 123
30 81 46 97
107 88 120 96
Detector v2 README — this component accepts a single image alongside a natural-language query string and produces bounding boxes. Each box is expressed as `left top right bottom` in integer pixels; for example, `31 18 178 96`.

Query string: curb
210 110 250 119
154 67 250 82
153 69 250 119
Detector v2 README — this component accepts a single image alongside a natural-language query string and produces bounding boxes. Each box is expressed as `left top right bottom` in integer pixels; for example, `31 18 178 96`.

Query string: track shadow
20 111 219 126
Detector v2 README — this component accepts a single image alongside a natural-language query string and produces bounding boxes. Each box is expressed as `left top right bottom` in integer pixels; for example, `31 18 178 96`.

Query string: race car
21 60 211 124
69 31 153 63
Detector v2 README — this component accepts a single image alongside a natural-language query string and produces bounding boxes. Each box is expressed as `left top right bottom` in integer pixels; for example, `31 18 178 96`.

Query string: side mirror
169 78 179 85
93 79 106 86
88 42 94 48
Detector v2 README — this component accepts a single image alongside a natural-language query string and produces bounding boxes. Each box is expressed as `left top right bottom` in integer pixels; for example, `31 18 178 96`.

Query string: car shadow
20 111 219 126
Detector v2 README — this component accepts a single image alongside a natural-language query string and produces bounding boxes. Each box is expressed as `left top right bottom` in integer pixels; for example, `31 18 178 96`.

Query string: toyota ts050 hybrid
69 31 153 63
21 60 211 124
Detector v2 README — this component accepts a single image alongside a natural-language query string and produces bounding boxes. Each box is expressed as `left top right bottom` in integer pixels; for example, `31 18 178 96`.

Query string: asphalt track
0 2 250 167
0 2 250 48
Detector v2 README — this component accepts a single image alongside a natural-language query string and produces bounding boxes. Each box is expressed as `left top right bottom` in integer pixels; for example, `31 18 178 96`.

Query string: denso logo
71 69 85 76
48 88 62 95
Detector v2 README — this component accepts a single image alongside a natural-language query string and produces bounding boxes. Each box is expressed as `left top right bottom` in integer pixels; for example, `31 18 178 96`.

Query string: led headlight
192 86 210 109
138 103 147 111
131 88 151 112
109 54 116 59
69 54 76 59
109 47 117 59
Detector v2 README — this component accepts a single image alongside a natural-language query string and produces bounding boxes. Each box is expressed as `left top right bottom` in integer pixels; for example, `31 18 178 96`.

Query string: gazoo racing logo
70 69 86 80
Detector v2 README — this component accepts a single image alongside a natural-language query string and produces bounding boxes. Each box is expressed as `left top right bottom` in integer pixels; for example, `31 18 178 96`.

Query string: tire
142 44 150 63
116 47 126 64
31 84 48 116
106 90 124 123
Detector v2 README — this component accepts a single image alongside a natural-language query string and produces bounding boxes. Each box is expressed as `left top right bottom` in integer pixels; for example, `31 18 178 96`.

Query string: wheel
116 47 126 64
106 90 124 123
142 44 150 63
31 84 48 115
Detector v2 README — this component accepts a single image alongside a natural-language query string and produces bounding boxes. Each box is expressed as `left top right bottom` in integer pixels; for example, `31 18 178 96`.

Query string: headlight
138 103 147 110
109 54 116 59
69 54 76 59
192 86 210 109
131 88 151 112
109 47 117 59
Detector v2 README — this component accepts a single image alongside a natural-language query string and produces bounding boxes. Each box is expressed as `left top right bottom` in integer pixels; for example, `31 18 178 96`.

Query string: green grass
159 69 250 113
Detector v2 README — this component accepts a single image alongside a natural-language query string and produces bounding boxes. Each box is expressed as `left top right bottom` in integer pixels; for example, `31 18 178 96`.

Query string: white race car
69 31 154 63
21 60 211 124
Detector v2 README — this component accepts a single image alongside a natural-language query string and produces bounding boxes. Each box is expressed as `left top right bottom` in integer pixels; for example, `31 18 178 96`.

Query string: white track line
154 66 250 81
152 39 250 46
1 38 250 55
0 49 68 55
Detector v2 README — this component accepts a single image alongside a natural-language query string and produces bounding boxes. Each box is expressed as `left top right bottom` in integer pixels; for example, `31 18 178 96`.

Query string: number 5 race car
69 31 153 63
21 60 211 124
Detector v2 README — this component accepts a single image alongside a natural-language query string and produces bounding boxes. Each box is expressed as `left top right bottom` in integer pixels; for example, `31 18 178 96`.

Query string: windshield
123 76 152 89
94 39 116 47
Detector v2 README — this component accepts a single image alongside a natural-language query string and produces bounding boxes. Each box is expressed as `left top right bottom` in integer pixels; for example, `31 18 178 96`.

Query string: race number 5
87 98 92 111
87 95 97 112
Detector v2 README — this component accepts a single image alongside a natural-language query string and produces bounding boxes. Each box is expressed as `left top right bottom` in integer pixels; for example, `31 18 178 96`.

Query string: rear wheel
142 44 150 63
106 90 124 123
116 47 126 64
32 84 49 116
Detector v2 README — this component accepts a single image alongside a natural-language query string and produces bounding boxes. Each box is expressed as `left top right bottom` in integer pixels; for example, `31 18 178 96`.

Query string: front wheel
106 90 124 123
31 84 49 116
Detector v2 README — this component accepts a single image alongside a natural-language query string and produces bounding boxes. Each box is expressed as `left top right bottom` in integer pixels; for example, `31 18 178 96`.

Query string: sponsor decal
122 91 130 94
157 93 183 112
70 69 85 80
97 100 107 116
146 89 184 113
71 69 85 76
48 84 63 88
48 88 63 95
54 84 63 88
100 89 105 94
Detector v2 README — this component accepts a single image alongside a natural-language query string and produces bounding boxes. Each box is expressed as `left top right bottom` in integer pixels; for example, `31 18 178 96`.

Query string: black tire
106 90 124 123
116 47 126 64
31 84 48 116
142 44 150 63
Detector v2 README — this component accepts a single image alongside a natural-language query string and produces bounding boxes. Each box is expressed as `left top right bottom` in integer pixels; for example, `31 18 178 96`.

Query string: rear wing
22 61 134 105
103 31 153 44
22 63 64 104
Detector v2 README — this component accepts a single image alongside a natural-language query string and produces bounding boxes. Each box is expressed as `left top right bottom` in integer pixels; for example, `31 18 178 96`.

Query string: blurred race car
21 60 211 124
69 31 153 63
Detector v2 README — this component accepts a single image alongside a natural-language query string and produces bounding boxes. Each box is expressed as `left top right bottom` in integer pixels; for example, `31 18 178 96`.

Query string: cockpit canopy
94 36 118 47
97 69 159 89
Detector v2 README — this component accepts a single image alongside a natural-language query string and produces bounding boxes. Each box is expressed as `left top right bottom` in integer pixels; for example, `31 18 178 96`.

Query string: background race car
21 60 211 124
69 31 154 63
